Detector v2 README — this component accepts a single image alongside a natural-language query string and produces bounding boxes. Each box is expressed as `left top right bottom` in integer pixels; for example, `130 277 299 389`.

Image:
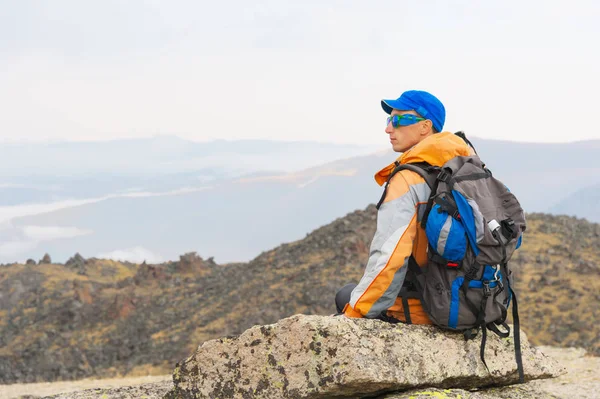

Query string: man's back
342 132 473 322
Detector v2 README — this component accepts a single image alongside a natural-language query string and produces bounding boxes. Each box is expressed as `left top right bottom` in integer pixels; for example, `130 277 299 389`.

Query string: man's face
385 109 427 153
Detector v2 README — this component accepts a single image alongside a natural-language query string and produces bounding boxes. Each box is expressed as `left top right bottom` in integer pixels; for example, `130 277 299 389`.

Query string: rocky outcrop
65 253 87 275
166 315 563 399
39 253 52 265
10 346 595 399
379 386 560 398
175 252 216 273
45 381 172 399
44 383 560 399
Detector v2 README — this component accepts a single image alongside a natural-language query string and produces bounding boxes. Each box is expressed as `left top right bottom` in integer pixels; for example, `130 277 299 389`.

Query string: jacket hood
375 132 473 186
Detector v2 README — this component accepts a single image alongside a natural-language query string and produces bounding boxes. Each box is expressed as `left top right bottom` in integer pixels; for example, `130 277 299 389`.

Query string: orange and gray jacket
343 132 473 323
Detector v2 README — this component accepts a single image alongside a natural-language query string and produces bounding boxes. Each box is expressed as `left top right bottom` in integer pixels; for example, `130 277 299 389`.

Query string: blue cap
381 90 446 132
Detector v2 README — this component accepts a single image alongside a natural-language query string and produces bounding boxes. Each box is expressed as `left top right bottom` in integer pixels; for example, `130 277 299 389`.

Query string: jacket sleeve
344 170 428 318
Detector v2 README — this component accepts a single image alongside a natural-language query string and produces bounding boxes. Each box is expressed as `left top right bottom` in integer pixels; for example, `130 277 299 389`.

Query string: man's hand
330 312 348 317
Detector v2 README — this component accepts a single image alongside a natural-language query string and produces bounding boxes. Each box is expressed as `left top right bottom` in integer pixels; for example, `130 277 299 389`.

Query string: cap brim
381 99 413 114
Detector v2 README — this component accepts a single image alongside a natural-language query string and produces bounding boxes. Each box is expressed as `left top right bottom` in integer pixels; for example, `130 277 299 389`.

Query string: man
335 90 473 324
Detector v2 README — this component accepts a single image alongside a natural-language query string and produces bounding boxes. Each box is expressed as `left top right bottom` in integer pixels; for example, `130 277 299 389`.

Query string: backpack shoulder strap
455 131 478 155
397 162 438 190
375 161 438 210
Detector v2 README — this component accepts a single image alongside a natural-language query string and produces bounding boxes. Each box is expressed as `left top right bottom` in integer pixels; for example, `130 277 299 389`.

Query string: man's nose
385 123 393 134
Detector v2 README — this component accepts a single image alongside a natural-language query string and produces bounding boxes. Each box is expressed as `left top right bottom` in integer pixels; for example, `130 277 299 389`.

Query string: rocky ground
0 375 171 399
527 346 600 399
2 346 598 399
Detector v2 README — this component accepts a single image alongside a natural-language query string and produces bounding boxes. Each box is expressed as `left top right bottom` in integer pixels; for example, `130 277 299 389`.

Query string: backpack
376 132 527 382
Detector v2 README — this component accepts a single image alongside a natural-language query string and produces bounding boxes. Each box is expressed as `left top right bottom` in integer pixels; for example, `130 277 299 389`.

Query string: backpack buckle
437 170 450 182
482 281 492 297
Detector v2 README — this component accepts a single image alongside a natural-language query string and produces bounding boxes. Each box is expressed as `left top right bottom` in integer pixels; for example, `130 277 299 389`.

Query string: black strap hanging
487 322 510 338
509 285 525 383
403 256 430 315
476 282 493 375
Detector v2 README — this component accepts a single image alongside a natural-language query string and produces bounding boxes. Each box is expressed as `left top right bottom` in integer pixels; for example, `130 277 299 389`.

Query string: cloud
96 246 164 264
0 186 215 263
0 223 94 263
0 183 60 190
0 186 212 224
2 1 600 145
22 225 92 241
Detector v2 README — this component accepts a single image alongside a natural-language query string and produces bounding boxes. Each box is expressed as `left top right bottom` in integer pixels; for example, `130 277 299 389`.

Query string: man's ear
421 119 433 135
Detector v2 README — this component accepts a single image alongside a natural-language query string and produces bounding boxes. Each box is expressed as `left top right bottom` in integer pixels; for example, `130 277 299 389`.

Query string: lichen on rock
167 314 564 399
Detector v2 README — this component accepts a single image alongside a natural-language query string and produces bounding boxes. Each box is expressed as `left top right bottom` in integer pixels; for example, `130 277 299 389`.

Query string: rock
579 259 599 274
379 384 561 398
134 263 170 285
44 383 561 399
45 381 172 398
527 346 600 399
66 253 86 266
39 253 52 264
65 253 87 275
176 252 214 273
32 344 597 399
166 314 564 399
179 252 202 264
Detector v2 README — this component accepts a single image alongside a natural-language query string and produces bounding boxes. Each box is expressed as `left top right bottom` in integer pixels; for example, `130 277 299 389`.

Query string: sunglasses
386 114 425 128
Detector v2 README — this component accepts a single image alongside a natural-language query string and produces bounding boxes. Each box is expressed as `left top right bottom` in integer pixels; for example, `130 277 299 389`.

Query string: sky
1 0 599 145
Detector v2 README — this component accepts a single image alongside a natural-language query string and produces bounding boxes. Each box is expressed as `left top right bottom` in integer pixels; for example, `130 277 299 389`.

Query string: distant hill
4 151 390 264
0 210 598 384
467 137 600 214
0 136 384 178
7 137 600 265
548 183 600 223
0 136 383 209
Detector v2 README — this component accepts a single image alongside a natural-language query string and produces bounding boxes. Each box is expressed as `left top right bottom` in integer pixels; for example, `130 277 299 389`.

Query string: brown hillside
0 208 598 384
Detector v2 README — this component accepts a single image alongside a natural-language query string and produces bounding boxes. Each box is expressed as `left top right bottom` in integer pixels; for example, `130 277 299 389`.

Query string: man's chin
392 144 407 153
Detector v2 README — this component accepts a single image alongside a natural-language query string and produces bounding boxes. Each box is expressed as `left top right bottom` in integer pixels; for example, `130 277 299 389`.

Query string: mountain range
0 136 384 179
3 136 599 265
549 183 600 223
